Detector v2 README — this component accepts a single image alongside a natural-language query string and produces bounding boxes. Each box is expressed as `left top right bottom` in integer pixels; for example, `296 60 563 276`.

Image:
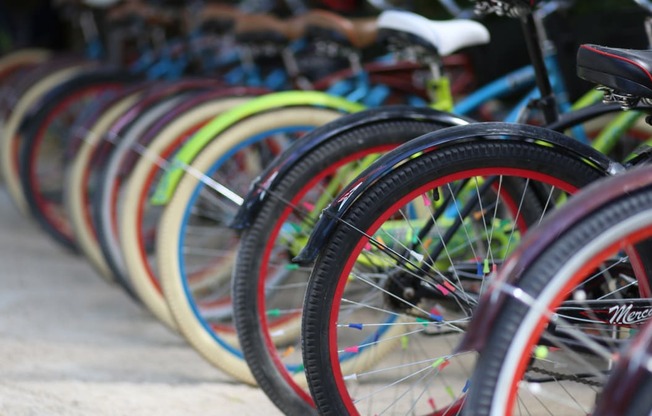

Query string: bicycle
459 40 652 415
143 2 652 415
294 1 652 414
1 0 184 242
65 2 450 293
10 1 308 270
124 5 491 396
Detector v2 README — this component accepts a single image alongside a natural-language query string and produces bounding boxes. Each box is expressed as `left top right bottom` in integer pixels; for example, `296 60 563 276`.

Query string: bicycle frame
147 4 646 211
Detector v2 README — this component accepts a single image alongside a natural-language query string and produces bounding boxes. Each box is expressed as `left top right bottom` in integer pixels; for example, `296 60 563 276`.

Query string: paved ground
0 186 282 415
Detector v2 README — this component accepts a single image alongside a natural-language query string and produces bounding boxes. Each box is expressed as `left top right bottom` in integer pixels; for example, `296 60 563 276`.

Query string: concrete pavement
0 186 283 416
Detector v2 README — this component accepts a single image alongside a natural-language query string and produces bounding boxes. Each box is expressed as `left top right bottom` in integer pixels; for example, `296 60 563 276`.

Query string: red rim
257 144 396 405
135 119 212 292
505 225 652 415
29 84 122 245
323 167 580 415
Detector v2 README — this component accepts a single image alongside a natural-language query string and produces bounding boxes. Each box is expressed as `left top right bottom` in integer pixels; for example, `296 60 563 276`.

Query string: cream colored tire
64 92 142 280
157 106 345 383
120 97 250 330
1 64 90 214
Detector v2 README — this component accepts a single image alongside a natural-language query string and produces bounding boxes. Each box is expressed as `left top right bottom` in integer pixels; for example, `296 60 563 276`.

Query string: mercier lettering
608 304 652 325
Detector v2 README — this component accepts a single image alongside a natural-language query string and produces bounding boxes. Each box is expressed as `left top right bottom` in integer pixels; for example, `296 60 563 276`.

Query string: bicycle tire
64 90 144 281
465 175 652 415
92 81 230 293
301 140 607 415
233 117 458 415
157 106 348 384
1 61 94 214
115 95 252 327
0 48 52 81
19 70 138 251
83 93 190 284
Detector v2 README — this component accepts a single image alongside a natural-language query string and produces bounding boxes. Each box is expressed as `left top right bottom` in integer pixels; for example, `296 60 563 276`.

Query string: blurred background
0 0 648 101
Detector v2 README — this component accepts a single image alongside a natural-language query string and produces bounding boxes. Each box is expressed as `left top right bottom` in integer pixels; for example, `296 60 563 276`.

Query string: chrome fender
294 121 624 266
230 105 473 230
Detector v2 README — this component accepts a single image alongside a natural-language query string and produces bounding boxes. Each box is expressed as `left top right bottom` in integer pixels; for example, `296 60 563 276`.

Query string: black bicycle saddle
577 44 652 99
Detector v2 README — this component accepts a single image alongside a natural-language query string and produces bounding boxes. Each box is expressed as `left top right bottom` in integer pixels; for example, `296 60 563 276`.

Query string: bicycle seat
192 4 243 34
377 10 489 57
107 2 176 27
577 44 652 99
235 14 299 45
302 10 378 49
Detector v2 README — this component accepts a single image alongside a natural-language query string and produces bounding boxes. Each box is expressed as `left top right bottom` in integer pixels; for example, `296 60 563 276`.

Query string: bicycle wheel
1 60 94 214
157 106 349 383
0 48 51 82
63 89 144 280
74 91 190 281
113 94 253 323
233 114 461 415
92 80 229 292
465 167 652 416
301 139 608 415
19 70 138 251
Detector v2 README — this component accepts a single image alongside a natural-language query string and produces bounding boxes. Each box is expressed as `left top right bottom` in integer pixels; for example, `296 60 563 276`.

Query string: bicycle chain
528 366 603 387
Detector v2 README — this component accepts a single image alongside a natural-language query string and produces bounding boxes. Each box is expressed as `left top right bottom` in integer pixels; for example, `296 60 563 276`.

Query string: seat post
519 11 559 124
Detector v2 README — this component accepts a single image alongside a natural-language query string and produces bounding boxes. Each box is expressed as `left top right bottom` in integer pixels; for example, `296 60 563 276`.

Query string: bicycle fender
592 310 652 415
230 105 473 230
456 166 652 354
149 91 366 206
293 122 625 265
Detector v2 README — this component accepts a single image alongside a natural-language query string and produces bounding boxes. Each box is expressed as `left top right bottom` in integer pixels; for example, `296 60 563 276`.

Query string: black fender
293 121 625 264
230 105 474 230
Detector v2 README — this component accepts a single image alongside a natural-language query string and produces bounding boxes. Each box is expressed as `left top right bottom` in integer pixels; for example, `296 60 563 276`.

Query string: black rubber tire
233 118 455 415
18 69 139 251
301 140 607 415
466 186 652 416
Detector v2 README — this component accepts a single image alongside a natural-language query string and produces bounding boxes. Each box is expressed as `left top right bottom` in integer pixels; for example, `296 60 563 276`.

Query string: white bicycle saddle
378 10 490 56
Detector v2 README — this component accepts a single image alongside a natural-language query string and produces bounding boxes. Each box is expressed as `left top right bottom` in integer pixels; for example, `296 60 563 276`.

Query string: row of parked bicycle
5 0 652 414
